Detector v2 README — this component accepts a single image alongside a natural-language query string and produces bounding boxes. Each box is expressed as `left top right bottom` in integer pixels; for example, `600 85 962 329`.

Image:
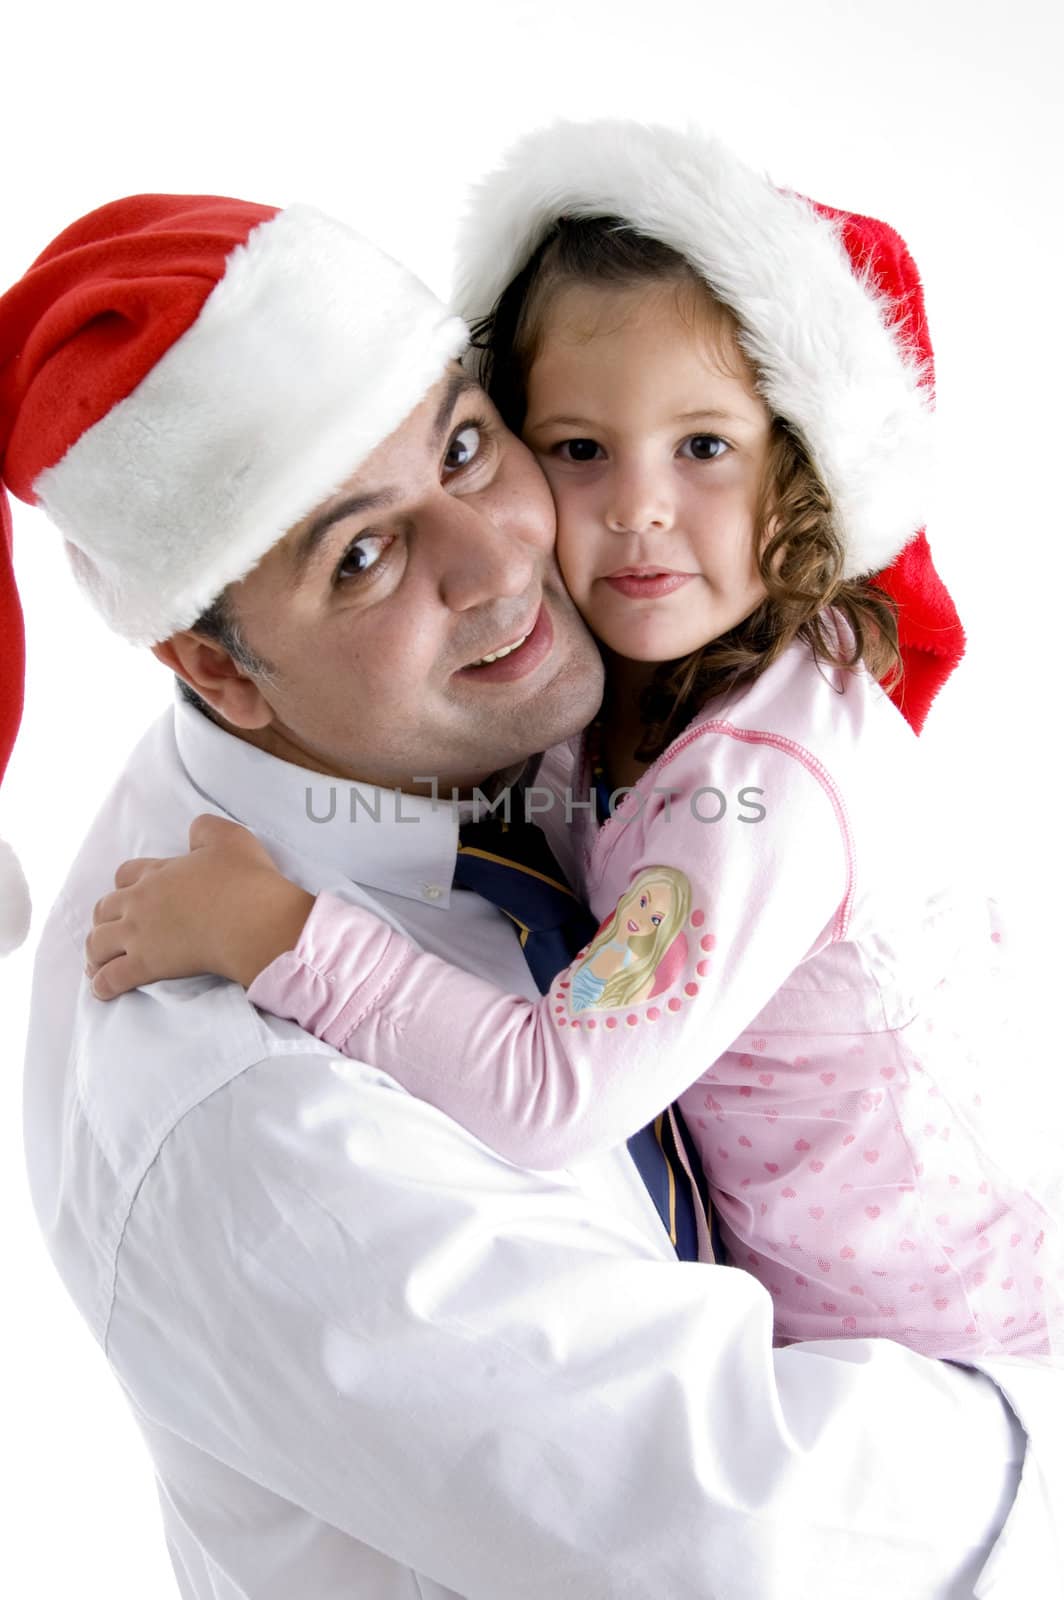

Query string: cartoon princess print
570 867 693 1013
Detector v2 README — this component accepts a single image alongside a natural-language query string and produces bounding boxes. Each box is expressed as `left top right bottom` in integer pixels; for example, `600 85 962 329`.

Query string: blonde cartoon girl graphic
570 867 693 1013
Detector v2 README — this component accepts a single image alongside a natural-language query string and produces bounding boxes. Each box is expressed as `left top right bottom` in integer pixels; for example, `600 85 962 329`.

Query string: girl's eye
639 895 647 908
336 533 390 583
557 438 604 463
681 434 729 461
444 423 483 473
651 914 663 927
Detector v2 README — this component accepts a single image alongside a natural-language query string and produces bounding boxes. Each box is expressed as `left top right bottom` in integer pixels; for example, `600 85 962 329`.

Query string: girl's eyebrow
524 414 595 431
527 407 748 430
674 408 748 425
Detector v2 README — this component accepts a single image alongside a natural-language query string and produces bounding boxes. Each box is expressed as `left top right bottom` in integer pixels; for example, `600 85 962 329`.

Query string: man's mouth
455 603 554 684
469 628 532 666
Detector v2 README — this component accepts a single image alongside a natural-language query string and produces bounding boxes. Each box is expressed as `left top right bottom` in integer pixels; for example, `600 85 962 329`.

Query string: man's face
211 370 604 791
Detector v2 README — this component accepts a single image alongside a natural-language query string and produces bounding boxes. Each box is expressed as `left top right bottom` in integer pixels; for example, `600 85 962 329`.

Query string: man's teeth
472 631 530 666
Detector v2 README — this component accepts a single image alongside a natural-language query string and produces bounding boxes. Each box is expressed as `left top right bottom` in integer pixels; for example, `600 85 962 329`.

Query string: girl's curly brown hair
469 215 901 763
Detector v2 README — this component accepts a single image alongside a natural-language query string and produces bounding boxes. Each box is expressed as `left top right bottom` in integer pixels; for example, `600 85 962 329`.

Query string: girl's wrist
224 876 317 989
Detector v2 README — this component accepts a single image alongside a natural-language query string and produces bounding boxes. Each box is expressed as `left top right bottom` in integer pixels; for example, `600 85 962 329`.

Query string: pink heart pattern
681 1021 1060 1353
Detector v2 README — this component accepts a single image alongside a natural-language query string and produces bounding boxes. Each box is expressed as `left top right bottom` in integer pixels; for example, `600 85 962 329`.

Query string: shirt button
423 884 443 901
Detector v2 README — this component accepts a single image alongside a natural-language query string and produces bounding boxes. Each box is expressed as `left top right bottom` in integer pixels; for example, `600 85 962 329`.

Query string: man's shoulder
56 708 209 915
23 707 338 1340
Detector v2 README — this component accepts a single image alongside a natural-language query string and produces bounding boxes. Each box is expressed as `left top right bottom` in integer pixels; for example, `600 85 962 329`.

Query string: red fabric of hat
0 492 29 951
0 195 277 949
811 201 965 733
0 493 22 778
1 194 278 503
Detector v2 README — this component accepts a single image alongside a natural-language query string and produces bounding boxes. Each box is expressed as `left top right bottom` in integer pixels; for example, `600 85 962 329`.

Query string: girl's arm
249 728 851 1168
86 731 850 1170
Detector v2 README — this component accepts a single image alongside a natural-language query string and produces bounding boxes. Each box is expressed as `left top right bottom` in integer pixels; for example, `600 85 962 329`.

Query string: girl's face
523 281 772 665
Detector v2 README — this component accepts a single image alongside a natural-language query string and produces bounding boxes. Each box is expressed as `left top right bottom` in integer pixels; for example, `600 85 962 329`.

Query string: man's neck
197 704 535 803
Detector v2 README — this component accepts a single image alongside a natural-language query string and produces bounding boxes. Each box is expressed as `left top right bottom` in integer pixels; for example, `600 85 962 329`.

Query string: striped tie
454 814 713 1262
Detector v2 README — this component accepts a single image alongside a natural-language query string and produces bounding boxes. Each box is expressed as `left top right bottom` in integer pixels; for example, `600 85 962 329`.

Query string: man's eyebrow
432 368 482 445
289 487 400 584
288 370 483 585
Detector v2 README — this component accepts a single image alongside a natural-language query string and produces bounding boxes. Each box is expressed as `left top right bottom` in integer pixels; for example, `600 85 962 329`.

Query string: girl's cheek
546 487 585 580
554 531 583 601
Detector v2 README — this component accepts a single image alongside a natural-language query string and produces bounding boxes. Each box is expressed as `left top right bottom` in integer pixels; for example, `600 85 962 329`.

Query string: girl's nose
605 467 674 535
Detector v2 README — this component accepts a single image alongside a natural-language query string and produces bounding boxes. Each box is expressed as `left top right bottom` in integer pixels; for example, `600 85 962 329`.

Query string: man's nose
605 462 674 536
432 499 536 611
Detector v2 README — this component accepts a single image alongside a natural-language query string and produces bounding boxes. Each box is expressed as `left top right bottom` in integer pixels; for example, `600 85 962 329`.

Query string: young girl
85 122 1061 1361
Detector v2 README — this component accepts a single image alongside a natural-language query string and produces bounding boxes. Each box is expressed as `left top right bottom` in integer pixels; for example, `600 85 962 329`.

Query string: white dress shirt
21 688 1063 1599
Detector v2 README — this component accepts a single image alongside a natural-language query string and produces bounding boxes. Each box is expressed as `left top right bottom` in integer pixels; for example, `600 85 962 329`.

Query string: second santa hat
454 119 965 733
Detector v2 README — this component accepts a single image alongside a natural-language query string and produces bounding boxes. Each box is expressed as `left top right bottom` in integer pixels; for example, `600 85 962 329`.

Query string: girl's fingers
84 918 127 970
114 857 165 889
89 954 144 1002
189 813 248 852
91 888 128 926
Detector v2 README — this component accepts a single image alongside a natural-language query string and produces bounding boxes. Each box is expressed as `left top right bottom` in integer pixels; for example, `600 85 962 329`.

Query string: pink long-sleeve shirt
248 639 1062 1361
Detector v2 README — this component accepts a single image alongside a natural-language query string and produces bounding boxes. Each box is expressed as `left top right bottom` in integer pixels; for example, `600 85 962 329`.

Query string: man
2 193 1059 1599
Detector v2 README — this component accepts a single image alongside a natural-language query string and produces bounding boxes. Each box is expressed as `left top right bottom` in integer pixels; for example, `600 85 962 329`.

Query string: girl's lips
604 572 695 599
454 602 554 684
626 918 640 933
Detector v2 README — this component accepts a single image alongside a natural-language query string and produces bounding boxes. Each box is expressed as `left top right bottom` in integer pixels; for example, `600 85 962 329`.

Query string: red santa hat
0 193 467 953
454 120 964 734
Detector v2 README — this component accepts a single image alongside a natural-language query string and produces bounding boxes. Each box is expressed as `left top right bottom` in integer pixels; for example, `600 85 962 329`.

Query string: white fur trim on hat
35 206 468 644
0 835 31 955
455 120 932 579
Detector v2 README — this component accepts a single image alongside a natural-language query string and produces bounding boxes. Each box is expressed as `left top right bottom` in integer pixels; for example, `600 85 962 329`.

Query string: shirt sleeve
104 1047 1027 1600
247 725 851 1169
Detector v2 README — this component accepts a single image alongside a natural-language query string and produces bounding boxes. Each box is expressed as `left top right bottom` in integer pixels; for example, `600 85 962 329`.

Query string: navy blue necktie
454 814 711 1262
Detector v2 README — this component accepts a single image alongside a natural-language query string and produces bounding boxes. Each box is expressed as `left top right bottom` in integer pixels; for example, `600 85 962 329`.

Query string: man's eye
444 423 483 473
557 438 603 463
336 534 390 582
681 434 729 461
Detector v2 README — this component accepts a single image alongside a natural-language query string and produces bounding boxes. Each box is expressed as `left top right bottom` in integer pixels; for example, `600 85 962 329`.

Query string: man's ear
151 633 275 730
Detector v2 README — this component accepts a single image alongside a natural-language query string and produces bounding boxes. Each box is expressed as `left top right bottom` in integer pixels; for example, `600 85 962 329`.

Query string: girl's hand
84 814 315 1000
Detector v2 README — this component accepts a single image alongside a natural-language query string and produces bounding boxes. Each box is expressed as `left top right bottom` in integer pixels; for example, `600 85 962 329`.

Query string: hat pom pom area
0 835 31 955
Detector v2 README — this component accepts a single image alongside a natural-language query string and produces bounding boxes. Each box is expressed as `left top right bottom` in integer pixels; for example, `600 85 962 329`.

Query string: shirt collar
172 687 464 909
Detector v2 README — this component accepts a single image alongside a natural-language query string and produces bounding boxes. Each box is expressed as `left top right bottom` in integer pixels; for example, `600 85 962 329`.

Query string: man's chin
509 610 604 752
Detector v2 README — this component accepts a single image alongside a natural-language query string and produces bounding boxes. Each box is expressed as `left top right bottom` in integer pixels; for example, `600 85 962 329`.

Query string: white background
1 2 1060 1594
